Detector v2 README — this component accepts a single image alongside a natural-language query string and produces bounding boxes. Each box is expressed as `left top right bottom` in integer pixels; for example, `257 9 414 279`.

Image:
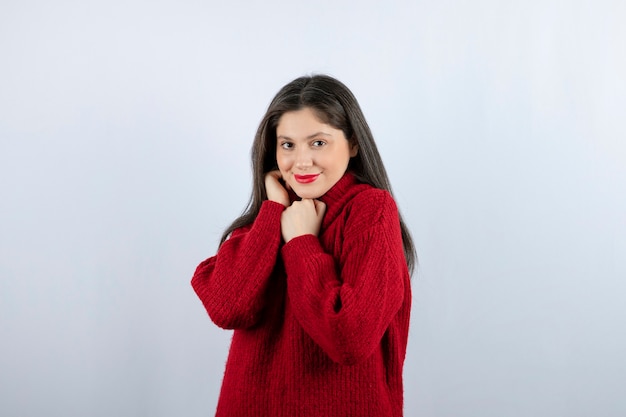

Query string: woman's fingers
313 199 326 218
280 199 326 243
264 170 289 207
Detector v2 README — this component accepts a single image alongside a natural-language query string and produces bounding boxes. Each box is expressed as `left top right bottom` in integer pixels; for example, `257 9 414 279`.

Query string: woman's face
275 107 358 199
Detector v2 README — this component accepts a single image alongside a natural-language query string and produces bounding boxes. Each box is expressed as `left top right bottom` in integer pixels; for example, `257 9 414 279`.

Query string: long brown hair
220 74 417 274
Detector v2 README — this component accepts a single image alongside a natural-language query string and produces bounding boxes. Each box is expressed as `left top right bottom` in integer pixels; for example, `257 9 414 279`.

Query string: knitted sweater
191 173 412 417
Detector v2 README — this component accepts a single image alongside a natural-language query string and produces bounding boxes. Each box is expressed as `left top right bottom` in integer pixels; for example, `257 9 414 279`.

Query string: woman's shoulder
351 184 396 206
344 184 399 227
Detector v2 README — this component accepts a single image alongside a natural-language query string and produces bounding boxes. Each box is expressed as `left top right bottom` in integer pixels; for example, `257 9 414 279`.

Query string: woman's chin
291 187 322 200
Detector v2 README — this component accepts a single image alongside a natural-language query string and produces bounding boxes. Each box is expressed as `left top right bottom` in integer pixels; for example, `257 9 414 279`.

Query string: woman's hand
264 170 290 207
281 199 327 243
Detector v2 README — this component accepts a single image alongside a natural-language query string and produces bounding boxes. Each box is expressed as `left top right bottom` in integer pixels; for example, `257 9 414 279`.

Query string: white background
1 1 625 416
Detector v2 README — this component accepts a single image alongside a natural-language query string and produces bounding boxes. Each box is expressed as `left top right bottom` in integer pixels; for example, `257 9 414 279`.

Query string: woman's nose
294 148 313 169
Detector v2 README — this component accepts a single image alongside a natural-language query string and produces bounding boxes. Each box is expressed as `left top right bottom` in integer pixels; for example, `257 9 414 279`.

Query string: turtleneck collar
318 171 357 207
319 172 359 229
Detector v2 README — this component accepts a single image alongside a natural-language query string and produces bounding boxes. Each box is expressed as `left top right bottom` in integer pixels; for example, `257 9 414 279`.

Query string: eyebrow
277 132 332 141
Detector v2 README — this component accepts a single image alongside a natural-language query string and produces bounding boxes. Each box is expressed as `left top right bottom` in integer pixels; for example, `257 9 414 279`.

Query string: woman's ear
350 143 359 158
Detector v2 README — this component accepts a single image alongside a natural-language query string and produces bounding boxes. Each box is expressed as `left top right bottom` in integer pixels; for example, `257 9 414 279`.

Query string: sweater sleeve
281 190 407 365
191 200 285 330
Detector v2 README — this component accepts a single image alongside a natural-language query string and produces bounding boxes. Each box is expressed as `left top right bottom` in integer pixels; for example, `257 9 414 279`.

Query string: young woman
192 74 416 417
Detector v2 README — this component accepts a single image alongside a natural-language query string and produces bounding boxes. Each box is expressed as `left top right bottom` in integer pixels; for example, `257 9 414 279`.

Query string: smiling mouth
294 174 320 184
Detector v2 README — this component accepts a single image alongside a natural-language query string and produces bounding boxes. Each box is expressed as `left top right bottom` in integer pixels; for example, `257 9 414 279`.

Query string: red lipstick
294 174 320 184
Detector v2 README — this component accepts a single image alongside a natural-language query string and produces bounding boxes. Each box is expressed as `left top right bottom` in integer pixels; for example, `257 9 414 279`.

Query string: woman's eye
280 142 293 150
312 140 326 147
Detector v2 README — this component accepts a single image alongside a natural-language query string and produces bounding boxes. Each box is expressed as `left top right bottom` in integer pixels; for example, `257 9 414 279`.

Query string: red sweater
192 173 411 417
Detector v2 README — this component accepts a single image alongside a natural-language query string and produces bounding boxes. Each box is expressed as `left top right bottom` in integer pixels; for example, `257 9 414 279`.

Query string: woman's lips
294 173 320 184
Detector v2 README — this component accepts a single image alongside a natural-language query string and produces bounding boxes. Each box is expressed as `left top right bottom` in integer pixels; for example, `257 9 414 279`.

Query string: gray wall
1 1 625 416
